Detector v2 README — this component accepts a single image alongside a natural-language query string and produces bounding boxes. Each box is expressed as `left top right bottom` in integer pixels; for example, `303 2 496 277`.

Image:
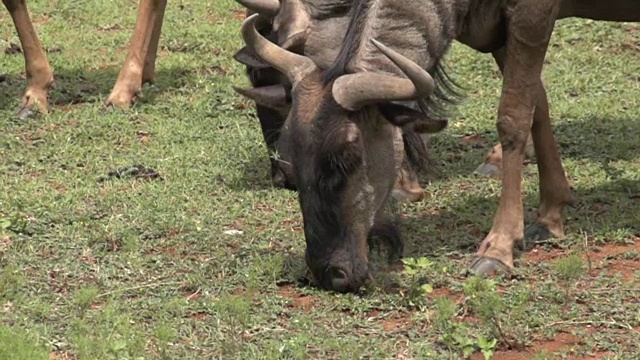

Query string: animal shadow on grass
552 116 640 164
233 155 280 192
427 115 640 182
0 65 204 113
400 178 640 270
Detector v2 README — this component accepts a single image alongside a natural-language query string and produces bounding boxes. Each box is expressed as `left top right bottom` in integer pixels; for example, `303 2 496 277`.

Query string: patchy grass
1 1 639 358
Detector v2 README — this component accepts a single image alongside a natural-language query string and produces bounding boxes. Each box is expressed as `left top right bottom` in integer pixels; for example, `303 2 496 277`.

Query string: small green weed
401 257 434 308
553 253 586 302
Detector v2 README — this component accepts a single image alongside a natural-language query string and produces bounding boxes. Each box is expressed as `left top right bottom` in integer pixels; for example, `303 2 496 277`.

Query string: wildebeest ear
273 0 310 50
233 46 272 69
234 85 290 112
378 103 447 133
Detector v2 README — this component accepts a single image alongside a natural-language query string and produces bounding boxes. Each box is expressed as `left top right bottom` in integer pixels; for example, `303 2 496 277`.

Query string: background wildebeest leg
470 1 560 276
3 0 54 119
235 13 296 190
245 66 294 189
474 134 535 178
392 161 425 203
105 0 168 109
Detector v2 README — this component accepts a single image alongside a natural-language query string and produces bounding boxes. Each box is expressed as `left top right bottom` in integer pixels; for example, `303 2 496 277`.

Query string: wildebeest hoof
473 162 501 178
391 188 424 203
519 223 562 250
271 168 297 191
100 102 125 115
524 223 554 242
16 106 36 120
468 256 510 276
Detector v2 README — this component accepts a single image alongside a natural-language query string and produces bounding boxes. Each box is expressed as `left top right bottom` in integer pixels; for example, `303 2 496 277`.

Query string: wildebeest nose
329 267 351 293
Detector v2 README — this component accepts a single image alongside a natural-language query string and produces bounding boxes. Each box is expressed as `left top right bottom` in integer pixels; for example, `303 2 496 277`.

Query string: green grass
2 1 640 359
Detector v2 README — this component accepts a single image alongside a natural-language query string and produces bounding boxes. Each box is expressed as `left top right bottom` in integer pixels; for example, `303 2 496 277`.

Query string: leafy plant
401 257 434 308
553 253 586 302
477 335 498 360
433 297 475 358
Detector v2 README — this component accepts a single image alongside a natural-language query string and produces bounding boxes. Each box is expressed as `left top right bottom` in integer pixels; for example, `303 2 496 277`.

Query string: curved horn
241 14 315 84
332 39 435 111
236 0 280 18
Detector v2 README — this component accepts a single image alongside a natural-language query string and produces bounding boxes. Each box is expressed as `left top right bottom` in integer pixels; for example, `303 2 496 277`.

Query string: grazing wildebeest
239 11 448 292
235 2 440 201
2 0 167 118
240 0 640 292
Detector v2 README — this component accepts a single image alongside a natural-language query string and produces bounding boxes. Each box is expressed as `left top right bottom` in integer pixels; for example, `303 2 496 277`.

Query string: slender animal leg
105 0 167 109
141 0 167 84
470 0 561 275
3 0 54 119
492 47 575 249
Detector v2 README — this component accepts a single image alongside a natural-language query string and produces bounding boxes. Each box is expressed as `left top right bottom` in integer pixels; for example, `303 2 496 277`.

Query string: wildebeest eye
317 129 363 190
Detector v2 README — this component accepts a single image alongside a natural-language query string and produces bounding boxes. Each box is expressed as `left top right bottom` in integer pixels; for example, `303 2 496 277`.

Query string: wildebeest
239 11 447 292
235 2 440 201
2 0 167 118
239 0 640 292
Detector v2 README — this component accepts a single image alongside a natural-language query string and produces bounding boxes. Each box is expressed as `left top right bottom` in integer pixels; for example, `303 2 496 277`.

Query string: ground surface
1 1 639 359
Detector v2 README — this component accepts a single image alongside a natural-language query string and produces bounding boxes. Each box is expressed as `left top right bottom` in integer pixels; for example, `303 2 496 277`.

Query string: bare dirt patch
231 9 246 20
523 240 640 282
49 351 76 360
427 287 465 303
0 235 12 253
277 285 315 312
471 331 616 360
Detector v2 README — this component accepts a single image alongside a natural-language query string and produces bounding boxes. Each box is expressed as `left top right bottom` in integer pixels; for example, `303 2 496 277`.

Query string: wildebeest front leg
470 0 560 275
105 0 168 109
491 48 575 250
3 0 54 119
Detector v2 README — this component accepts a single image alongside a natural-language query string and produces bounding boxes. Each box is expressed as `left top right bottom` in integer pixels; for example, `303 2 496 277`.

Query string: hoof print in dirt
97 164 162 182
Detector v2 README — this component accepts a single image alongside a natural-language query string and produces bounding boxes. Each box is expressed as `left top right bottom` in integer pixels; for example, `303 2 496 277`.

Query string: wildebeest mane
322 0 463 121
306 0 353 20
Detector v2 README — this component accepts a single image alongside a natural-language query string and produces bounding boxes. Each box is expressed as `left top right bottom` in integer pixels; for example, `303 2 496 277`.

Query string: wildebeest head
241 14 444 292
234 0 352 190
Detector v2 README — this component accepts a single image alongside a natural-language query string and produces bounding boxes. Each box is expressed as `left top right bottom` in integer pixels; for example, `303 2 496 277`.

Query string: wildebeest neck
326 0 468 79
